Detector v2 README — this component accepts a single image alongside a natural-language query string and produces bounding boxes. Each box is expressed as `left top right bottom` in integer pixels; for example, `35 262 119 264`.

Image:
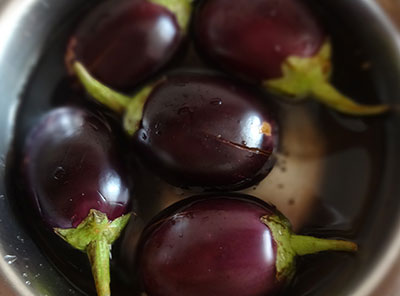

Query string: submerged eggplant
137 194 357 296
66 0 192 90
22 106 133 296
194 0 389 116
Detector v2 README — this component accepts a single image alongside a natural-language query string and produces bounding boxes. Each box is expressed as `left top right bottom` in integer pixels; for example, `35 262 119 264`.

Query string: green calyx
261 214 358 282
124 85 154 136
74 62 156 136
263 41 389 116
150 0 192 32
55 210 132 296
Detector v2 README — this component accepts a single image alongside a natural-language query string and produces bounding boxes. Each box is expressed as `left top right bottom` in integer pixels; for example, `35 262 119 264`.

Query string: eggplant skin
195 0 325 81
22 106 132 229
66 0 182 90
138 194 280 296
133 73 278 190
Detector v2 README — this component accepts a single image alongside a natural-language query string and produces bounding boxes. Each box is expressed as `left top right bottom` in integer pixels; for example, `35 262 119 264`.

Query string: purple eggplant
73 63 278 190
22 106 133 296
194 0 389 115
65 0 192 90
137 194 357 296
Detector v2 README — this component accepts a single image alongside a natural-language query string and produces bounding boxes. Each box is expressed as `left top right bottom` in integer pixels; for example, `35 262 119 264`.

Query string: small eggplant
22 107 133 296
137 194 357 296
66 0 192 90
194 0 389 116
73 63 278 190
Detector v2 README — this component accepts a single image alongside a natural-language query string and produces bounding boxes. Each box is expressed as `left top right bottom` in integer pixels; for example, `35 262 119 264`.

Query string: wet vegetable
66 0 192 90
73 63 278 190
22 107 133 296
137 194 357 296
194 0 389 115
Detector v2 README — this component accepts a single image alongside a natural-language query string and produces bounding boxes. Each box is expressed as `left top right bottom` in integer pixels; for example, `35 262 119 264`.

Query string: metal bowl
0 0 399 295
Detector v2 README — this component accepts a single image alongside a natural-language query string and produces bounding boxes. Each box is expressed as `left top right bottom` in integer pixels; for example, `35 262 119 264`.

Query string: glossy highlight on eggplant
137 194 357 296
74 63 279 190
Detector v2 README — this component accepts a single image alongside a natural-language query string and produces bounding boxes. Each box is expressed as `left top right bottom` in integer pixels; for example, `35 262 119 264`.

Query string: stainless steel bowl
0 0 399 295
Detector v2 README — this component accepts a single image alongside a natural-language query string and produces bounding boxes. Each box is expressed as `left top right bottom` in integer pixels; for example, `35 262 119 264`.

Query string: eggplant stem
87 239 111 296
261 214 358 282
123 85 154 135
73 62 130 114
263 41 389 116
290 234 358 256
73 61 158 136
311 81 389 116
54 210 132 296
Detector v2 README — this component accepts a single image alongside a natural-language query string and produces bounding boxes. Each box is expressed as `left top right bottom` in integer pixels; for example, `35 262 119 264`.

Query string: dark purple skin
138 194 280 296
195 0 326 82
66 0 182 90
133 73 278 189
22 107 131 229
